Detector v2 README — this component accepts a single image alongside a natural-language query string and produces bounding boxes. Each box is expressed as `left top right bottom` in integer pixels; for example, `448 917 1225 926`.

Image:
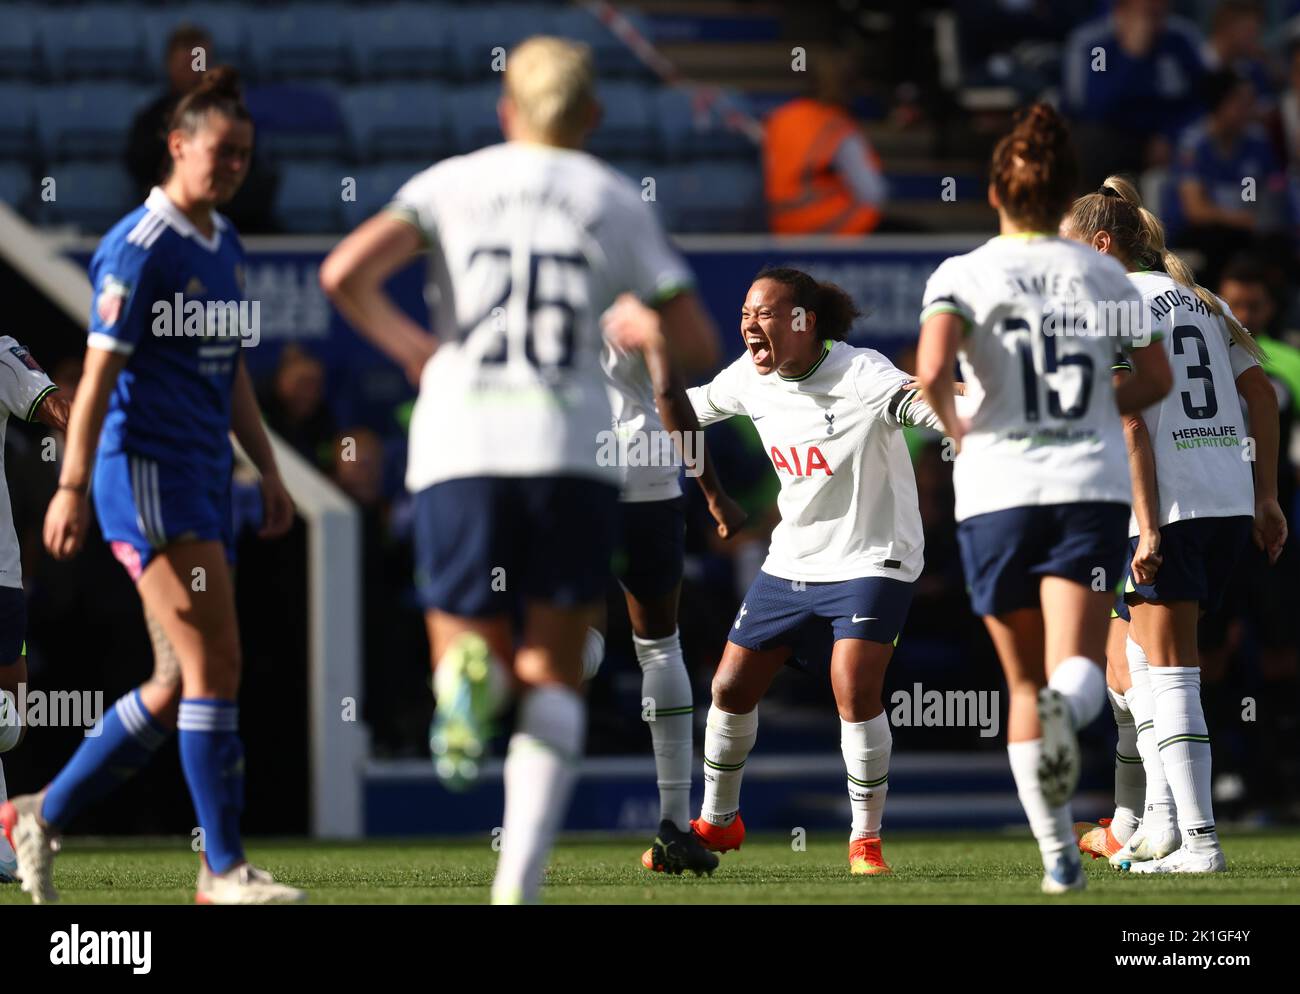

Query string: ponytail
1067 175 1266 363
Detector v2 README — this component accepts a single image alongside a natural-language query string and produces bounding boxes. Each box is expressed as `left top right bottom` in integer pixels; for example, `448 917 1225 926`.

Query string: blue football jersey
87 188 248 479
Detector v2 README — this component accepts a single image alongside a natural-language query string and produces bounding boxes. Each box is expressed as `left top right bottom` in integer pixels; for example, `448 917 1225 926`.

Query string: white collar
145 187 226 252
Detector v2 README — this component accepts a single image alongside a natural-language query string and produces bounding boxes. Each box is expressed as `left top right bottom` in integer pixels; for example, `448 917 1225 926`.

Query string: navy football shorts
957 501 1130 617
614 497 685 601
1113 515 1252 621
414 475 619 617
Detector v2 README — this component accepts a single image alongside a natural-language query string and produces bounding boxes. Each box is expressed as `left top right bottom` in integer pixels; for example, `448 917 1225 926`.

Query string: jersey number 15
1002 315 1095 422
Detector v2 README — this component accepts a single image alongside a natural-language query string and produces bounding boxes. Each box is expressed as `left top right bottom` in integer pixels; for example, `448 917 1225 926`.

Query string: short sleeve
1221 299 1260 379
605 184 695 305
0 337 57 422
852 349 941 430
87 239 161 356
688 356 747 427
1098 263 1157 351
919 257 973 331
386 165 441 247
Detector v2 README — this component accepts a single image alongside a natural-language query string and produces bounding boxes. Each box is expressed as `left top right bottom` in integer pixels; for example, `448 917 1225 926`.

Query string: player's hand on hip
43 487 89 560
259 470 296 538
708 493 748 540
1131 530 1162 586
1253 497 1288 565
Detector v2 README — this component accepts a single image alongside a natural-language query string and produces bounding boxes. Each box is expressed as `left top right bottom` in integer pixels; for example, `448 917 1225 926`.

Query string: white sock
1108 687 1143 843
1049 655 1107 729
840 713 891 840
1124 637 1176 838
1008 739 1074 867
700 705 757 826
1150 666 1218 852
491 686 585 904
581 628 605 683
634 630 694 832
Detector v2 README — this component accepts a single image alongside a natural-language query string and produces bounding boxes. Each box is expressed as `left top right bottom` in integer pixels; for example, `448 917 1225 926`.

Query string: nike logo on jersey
770 446 832 476
734 604 748 629
851 615 877 624
752 414 765 421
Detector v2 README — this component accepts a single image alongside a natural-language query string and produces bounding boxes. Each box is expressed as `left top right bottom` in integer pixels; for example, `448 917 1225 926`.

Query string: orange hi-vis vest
764 99 881 235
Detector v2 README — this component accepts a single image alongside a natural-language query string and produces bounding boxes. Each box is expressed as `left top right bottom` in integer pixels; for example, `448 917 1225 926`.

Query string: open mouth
746 332 771 366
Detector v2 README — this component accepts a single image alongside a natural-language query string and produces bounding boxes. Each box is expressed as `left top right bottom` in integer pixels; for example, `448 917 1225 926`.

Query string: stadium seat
446 4 554 80
274 160 346 233
654 85 758 161
0 84 35 160
586 81 657 160
139 4 251 82
245 83 347 162
0 6 41 80
0 163 35 215
341 160 430 229
655 161 764 233
548 7 652 79
445 82 503 153
36 161 136 232
340 84 452 163
39 5 148 80
34 84 153 162
243 5 351 81
346 3 457 80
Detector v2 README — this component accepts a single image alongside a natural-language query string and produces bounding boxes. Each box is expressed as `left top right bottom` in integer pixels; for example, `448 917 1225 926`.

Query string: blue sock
177 699 245 875
42 689 170 828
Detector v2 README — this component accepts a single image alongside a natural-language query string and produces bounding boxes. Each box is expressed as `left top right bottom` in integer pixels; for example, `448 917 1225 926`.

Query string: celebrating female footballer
611 266 957 877
2 68 301 905
916 105 1173 893
1064 176 1285 873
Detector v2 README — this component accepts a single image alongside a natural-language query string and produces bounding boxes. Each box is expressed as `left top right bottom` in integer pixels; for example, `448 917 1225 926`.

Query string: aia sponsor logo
769 445 832 476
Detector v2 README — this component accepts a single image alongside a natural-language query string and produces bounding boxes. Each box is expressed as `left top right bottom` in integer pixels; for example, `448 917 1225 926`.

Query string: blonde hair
503 36 596 145
1067 175 1265 363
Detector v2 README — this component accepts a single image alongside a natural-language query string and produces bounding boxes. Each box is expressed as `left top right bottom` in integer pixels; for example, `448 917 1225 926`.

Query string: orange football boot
849 836 892 875
1075 817 1123 860
689 813 745 853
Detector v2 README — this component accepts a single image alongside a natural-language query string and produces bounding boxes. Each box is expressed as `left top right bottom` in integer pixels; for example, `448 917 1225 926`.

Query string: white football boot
1041 850 1087 894
1127 845 1227 874
196 859 306 904
0 791 59 903
1036 688 1080 808
1109 824 1180 871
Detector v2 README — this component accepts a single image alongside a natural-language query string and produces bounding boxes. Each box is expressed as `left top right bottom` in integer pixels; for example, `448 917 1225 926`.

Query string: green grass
3 832 1298 904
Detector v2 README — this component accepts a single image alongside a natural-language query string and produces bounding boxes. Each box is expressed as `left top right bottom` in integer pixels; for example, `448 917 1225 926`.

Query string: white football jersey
392 143 695 491
0 337 58 591
920 234 1146 521
1123 272 1258 533
602 344 682 503
688 341 938 583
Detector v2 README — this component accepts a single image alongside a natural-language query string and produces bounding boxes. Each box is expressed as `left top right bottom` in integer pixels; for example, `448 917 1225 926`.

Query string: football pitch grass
2 831 1298 904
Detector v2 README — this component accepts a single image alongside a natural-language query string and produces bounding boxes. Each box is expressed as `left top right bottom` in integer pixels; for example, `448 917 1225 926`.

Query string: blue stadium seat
37 162 136 232
607 158 656 190
445 82 502 153
548 7 652 79
40 5 148 80
446 4 554 80
656 161 764 233
274 160 346 233
586 81 656 160
340 84 452 163
0 164 35 215
35 84 153 162
346 3 456 80
341 160 429 228
654 85 757 161
0 6 41 80
139 4 251 82
243 6 351 81
0 84 35 160
245 84 347 162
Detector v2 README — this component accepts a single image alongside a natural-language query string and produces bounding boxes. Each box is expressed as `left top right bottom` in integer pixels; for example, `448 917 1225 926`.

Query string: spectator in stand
1063 0 1207 186
124 25 276 232
1168 69 1288 286
1274 41 1300 170
258 346 337 472
763 48 887 235
1204 0 1276 112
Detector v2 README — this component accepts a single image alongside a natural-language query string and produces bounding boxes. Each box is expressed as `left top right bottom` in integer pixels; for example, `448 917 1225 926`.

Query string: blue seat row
0 3 653 82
